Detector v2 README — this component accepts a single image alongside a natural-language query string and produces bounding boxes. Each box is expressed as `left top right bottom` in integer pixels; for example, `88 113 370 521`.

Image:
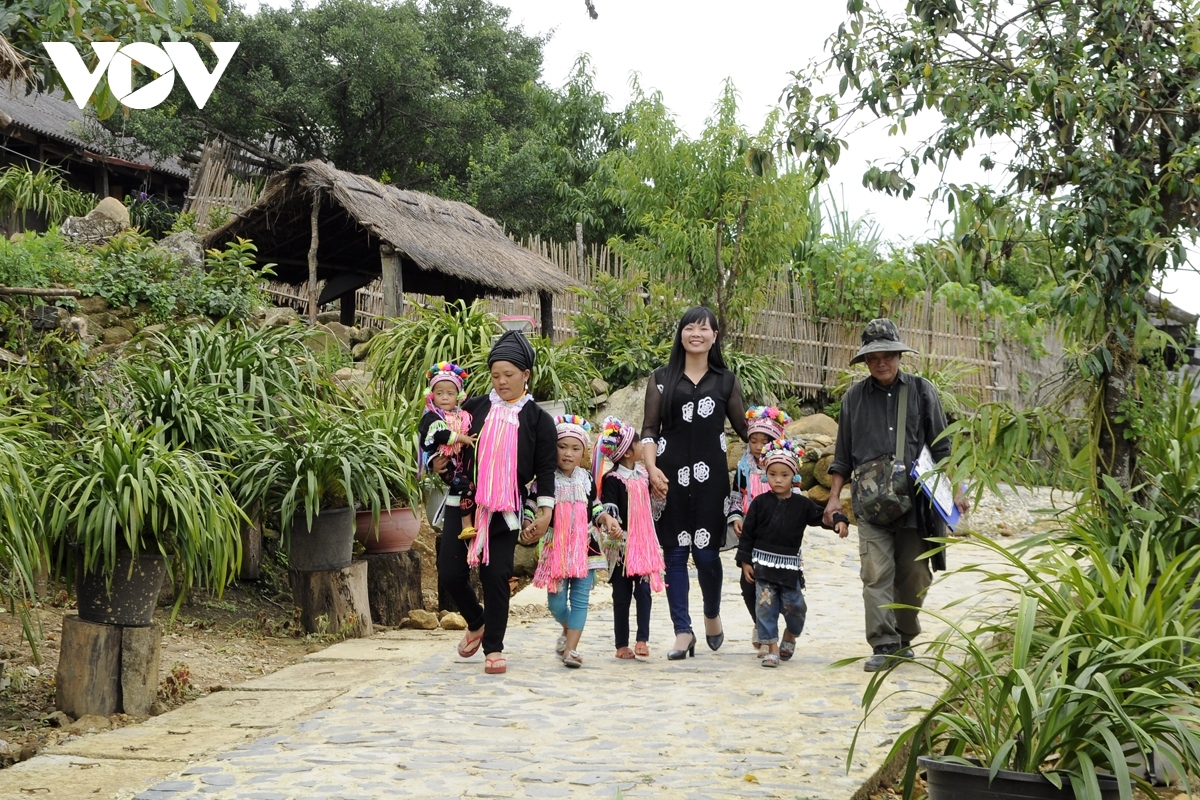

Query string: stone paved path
2 527 998 800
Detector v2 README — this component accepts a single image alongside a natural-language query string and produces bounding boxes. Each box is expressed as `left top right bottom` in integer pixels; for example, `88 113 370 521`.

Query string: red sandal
615 647 635 660
634 642 650 658
457 626 484 658
484 653 507 674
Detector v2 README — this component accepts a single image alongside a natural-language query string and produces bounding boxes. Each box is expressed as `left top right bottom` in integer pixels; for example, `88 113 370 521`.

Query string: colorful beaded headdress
761 438 804 474
746 406 792 439
554 414 592 446
426 362 468 399
592 416 637 479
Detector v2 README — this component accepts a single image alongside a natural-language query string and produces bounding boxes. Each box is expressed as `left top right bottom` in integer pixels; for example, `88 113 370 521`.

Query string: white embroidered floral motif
677 466 691 487
719 432 727 453
693 528 711 547
657 437 666 456
693 462 710 482
677 531 692 546
698 396 716 418
682 402 694 422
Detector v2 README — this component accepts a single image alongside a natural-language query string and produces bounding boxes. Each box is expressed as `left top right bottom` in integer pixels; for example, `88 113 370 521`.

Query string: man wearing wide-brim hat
823 318 970 672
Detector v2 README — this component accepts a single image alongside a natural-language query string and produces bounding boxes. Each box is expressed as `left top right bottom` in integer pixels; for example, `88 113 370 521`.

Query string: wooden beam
307 192 320 324
380 244 403 320
0 286 81 297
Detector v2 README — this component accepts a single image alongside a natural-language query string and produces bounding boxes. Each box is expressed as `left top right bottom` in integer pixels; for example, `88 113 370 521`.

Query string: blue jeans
547 571 595 631
755 580 807 645
662 544 723 635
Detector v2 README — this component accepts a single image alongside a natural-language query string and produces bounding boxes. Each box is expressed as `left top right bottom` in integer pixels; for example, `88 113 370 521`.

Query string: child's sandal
761 653 780 668
555 635 567 657
562 650 583 668
615 647 635 660
780 639 796 661
634 642 650 658
457 525 478 541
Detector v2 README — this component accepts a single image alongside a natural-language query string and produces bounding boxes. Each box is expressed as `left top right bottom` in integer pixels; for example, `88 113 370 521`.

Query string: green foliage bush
529 336 601 412
723 348 789 406
0 166 95 229
125 194 179 239
0 228 86 289
569 270 684 387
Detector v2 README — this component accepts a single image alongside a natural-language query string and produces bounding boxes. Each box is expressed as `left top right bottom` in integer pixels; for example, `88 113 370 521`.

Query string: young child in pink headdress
594 416 664 660
418 362 478 540
736 439 849 667
530 415 620 669
726 405 791 651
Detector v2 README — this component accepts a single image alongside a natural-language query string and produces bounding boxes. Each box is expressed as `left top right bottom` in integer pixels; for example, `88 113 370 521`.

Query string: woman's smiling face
681 319 716 355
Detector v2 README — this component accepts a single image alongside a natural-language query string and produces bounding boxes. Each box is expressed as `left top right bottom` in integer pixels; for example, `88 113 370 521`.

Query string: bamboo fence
264 234 1066 408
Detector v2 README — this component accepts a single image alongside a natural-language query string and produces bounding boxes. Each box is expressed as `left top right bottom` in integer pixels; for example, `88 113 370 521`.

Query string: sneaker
863 642 911 672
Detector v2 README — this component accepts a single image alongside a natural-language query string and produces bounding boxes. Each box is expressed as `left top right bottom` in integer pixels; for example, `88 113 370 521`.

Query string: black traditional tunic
641 366 748 550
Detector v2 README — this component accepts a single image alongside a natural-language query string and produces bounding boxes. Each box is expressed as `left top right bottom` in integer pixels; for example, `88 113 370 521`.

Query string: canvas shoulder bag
850 382 913 526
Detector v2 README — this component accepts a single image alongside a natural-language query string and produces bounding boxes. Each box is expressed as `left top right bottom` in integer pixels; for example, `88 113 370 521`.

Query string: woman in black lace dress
641 307 749 659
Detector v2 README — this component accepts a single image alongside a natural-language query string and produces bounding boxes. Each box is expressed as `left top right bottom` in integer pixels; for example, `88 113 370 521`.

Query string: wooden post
575 221 585 277
380 245 403 320
339 289 357 327
307 192 320 324
120 625 161 717
290 561 373 638
363 551 423 626
56 615 121 718
539 290 554 343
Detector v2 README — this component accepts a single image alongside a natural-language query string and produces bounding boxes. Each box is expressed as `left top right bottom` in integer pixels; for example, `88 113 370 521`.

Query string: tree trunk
363 551 423 625
1097 343 1137 489
56 615 121 718
120 625 161 717
290 562 373 638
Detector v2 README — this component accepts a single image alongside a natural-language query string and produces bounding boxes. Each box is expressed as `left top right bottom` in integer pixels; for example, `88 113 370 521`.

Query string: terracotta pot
355 507 421 554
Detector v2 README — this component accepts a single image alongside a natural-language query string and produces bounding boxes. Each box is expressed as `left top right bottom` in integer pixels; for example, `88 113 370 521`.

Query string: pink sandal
484 653 507 674
457 626 484 658
634 642 650 658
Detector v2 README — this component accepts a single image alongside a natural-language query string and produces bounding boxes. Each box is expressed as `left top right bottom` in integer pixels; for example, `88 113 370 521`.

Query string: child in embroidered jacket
736 439 849 667
530 416 620 668
594 416 664 660
417 362 478 540
726 406 791 652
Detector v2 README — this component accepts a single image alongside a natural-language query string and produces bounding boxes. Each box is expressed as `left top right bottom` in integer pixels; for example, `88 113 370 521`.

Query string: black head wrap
488 330 535 372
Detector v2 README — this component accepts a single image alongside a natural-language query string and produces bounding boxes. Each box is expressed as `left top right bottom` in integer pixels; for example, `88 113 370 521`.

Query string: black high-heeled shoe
705 616 724 651
667 633 697 660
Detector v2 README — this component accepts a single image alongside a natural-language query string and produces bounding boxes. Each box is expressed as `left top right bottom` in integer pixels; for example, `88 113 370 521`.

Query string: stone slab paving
1 527 1003 800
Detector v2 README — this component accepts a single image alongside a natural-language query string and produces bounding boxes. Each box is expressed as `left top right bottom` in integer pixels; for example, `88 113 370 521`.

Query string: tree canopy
785 0 1200 486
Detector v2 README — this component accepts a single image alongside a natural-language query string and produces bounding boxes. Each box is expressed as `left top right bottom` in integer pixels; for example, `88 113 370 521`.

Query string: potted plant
354 404 421 554
44 415 244 624
246 399 409 571
850 532 1200 800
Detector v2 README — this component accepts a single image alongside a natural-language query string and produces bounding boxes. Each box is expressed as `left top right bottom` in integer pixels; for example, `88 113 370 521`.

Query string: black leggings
611 566 651 648
437 506 517 655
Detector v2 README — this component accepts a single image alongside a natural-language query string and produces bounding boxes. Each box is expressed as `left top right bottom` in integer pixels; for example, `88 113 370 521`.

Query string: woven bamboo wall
264 235 1062 407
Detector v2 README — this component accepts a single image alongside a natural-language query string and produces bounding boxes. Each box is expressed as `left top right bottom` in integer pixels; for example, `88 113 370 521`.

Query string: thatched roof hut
203 160 574 324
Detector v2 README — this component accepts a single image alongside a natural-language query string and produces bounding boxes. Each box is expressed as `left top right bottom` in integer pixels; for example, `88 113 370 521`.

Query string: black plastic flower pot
919 756 1124 800
288 506 355 572
75 551 167 627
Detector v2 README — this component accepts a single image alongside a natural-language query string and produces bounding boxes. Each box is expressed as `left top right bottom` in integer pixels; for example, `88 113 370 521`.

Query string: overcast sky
248 0 1200 316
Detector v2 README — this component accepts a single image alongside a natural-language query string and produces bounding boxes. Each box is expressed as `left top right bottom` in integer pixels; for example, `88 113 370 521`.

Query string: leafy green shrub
125 193 178 239
199 239 272 321
0 165 95 229
724 347 789 406
0 228 86 289
79 230 203 320
530 336 601 412
569 270 685 387
369 300 499 403
43 415 245 613
832 358 980 421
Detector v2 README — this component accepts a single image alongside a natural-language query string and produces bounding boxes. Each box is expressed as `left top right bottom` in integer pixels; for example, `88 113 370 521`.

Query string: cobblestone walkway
5 527 992 800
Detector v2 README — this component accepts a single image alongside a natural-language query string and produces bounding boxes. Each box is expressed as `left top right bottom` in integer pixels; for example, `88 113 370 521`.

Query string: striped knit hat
592 416 638 479
426 362 468 398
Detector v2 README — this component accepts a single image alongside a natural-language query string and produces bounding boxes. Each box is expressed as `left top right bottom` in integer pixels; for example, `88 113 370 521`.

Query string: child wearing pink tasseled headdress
418 362 478 540
529 415 620 669
594 415 664 660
